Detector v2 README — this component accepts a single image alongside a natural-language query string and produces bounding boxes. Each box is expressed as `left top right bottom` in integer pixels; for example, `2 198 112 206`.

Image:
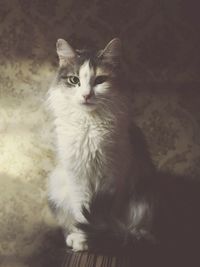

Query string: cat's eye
68 76 80 85
94 76 108 85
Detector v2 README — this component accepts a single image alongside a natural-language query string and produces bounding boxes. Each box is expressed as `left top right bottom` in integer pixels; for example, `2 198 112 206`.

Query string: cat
47 38 156 253
47 38 200 267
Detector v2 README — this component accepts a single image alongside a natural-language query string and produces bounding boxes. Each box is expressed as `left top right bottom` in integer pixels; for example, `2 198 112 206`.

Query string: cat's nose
83 93 92 101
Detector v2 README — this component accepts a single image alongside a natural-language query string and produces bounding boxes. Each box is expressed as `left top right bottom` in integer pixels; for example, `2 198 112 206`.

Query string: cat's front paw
66 232 88 252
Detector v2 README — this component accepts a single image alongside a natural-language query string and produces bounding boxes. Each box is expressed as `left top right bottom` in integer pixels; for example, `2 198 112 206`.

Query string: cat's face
54 38 121 112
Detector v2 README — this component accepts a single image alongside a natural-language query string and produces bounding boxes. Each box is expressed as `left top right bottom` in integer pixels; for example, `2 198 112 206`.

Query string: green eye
68 76 80 85
94 76 108 85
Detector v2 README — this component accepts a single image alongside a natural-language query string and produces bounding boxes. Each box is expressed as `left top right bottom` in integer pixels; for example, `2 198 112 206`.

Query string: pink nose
83 93 92 101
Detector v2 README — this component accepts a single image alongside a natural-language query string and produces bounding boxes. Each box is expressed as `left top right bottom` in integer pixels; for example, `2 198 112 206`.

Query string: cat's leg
48 164 89 251
48 165 75 230
64 197 89 251
64 182 89 251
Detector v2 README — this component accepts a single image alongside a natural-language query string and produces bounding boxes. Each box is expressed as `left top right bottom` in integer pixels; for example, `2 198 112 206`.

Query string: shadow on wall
0 228 65 267
0 173 65 267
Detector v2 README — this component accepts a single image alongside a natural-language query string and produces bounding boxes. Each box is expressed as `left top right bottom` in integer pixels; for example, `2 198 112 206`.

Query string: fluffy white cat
47 38 154 252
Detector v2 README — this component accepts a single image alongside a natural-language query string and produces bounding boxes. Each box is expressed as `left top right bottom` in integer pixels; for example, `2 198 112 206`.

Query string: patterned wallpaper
0 0 199 266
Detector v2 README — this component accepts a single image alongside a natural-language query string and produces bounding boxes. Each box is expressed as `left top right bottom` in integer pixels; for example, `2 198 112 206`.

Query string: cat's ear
99 38 121 66
56 39 76 66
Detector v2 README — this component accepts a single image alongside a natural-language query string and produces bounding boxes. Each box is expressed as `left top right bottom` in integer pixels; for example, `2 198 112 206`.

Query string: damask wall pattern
0 0 199 266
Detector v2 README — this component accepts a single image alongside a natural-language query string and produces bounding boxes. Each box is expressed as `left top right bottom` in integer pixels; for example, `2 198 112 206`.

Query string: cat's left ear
56 39 76 66
99 38 122 66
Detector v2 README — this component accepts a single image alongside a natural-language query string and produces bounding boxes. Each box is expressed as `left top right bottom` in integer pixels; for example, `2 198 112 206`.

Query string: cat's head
54 38 121 112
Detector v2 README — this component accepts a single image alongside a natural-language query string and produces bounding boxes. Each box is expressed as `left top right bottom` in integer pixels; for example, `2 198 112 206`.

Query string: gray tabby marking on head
54 38 122 111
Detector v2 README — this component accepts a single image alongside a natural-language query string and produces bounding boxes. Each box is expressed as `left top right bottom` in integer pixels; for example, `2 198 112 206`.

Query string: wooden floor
62 250 132 267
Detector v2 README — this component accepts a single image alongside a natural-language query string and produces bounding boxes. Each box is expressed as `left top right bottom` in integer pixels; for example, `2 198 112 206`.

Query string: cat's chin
79 103 97 112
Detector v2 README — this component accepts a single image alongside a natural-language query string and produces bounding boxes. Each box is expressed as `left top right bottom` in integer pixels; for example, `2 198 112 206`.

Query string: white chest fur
48 89 132 230
48 109 117 225
55 110 116 188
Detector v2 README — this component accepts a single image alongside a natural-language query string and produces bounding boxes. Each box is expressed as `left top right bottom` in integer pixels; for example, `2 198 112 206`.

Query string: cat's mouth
80 101 97 111
81 101 95 106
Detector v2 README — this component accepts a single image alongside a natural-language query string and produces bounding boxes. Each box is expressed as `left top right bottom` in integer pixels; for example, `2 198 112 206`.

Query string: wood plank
62 250 132 267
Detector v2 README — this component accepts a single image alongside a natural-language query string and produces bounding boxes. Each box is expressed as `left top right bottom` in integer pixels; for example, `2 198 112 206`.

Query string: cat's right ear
56 39 76 66
98 38 122 67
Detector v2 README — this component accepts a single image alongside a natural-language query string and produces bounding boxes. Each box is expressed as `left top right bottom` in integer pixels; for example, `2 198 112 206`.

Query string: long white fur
47 59 134 251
